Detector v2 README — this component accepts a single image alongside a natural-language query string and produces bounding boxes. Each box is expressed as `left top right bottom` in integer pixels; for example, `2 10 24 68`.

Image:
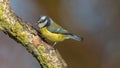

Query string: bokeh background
0 0 120 68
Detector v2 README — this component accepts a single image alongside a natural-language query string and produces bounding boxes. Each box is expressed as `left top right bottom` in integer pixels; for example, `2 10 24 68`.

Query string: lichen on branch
0 0 67 68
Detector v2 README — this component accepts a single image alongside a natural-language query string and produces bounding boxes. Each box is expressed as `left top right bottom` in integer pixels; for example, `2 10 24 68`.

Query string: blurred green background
0 0 120 68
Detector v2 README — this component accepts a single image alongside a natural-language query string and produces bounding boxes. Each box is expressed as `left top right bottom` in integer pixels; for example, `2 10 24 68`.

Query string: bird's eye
38 16 47 23
37 16 51 28
37 16 48 28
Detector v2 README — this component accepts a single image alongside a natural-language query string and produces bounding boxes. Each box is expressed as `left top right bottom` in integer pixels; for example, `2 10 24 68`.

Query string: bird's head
37 16 51 28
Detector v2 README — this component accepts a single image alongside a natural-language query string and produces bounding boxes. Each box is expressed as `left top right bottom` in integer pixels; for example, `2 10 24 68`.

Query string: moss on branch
0 0 67 68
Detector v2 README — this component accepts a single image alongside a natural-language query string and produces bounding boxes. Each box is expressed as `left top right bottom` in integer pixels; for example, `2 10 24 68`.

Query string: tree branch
0 0 67 68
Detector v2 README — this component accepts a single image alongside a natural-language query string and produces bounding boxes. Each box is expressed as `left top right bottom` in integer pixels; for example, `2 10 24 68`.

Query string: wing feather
47 19 69 34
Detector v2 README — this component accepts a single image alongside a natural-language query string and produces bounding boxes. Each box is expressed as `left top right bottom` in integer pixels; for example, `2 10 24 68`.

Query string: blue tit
36 16 83 46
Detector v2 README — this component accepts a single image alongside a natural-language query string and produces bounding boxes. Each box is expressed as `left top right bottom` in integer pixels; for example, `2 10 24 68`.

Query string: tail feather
66 34 83 41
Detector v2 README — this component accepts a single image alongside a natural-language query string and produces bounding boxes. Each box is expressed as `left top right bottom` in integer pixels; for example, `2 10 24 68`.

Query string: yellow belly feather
40 27 66 42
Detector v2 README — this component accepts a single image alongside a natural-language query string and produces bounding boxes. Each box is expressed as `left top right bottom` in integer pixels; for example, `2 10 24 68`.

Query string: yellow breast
40 27 66 42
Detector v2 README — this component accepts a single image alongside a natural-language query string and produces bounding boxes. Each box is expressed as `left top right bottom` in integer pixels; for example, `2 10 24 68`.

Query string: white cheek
38 23 45 28
38 20 48 28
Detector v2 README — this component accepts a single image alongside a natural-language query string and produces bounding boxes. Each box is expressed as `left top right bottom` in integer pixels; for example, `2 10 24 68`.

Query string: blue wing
47 19 69 34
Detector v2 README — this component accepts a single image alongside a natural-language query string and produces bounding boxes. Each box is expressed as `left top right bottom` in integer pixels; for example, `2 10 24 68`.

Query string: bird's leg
52 42 57 47
46 42 57 51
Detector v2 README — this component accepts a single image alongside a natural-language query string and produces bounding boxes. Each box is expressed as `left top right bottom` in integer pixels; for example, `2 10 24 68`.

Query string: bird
35 16 83 46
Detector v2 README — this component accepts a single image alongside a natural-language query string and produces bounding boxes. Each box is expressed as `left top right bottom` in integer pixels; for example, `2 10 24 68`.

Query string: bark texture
0 0 67 68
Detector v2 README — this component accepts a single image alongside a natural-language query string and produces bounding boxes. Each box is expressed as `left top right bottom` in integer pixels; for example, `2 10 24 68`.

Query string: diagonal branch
0 0 67 68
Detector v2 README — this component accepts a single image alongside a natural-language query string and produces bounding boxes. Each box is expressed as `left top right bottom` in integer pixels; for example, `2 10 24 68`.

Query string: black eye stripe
37 16 51 27
38 16 48 23
45 17 51 27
